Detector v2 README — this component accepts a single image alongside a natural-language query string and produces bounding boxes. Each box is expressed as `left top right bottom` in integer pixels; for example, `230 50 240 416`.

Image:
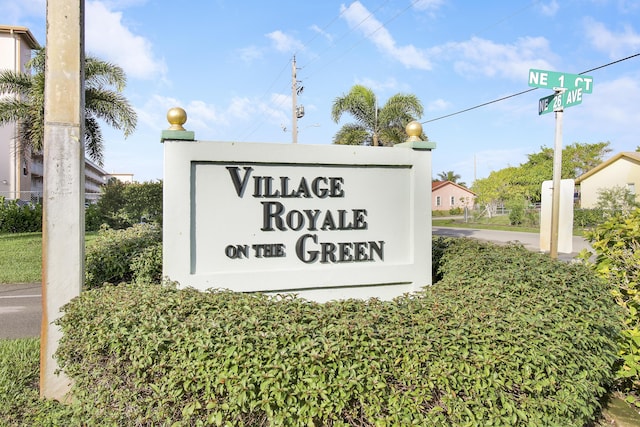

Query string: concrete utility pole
41 0 85 399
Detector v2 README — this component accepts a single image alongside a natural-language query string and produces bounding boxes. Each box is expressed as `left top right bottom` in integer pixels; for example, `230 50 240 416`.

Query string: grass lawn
0 232 98 284
432 214 587 236
0 338 71 425
0 233 42 283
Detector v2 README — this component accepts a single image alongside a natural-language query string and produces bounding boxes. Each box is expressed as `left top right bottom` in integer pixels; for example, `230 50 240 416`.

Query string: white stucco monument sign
162 109 434 302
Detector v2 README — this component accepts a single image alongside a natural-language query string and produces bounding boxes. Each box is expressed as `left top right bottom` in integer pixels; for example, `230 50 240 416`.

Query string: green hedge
574 208 607 228
55 238 621 426
84 223 162 289
0 198 41 233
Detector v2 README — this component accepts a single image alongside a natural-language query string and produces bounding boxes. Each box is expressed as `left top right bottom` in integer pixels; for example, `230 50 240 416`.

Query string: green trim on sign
394 140 436 150
160 130 195 142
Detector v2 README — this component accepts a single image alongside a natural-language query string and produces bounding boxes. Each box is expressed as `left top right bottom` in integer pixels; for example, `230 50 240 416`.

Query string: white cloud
427 99 452 112
238 46 263 63
618 0 640 13
539 0 559 17
583 17 640 58
85 1 166 80
139 92 290 140
354 77 401 92
227 93 290 140
412 0 445 12
0 0 44 24
581 75 640 127
137 95 224 133
310 24 333 43
433 36 555 81
340 1 431 70
266 30 304 53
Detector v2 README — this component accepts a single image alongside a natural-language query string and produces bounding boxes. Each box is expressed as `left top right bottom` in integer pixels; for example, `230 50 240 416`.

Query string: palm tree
331 85 424 146
436 171 466 187
0 48 137 166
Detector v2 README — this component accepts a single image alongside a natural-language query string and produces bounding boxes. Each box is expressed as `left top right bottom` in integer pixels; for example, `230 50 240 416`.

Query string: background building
431 181 476 211
575 152 640 208
0 25 110 203
0 25 39 202
107 172 135 184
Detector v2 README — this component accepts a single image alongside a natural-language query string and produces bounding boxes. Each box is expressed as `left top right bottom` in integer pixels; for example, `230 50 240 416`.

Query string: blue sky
3 0 640 185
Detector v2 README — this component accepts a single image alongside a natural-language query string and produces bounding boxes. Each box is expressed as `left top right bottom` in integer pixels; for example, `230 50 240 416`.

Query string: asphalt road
0 283 41 339
1 228 593 339
432 226 592 261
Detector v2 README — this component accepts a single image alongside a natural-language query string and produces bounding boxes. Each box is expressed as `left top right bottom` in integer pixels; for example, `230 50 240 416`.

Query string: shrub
0 197 42 233
507 198 525 225
448 207 462 215
574 208 606 228
579 208 640 404
95 179 163 229
130 241 163 284
84 223 161 289
84 203 102 232
56 238 621 426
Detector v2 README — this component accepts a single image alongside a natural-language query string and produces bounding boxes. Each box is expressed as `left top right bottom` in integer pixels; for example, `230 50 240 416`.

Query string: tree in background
472 142 611 210
331 85 424 146
92 179 162 230
0 48 137 165
436 171 466 187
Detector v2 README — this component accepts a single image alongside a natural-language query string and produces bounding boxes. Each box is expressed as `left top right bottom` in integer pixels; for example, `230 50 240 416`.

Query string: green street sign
529 69 594 93
538 88 584 115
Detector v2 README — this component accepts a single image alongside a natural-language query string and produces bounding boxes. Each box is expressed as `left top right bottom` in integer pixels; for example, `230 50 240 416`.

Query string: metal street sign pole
550 96 563 259
530 68 594 258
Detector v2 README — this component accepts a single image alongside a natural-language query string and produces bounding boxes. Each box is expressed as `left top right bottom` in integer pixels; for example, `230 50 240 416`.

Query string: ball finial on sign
167 107 187 131
405 121 423 142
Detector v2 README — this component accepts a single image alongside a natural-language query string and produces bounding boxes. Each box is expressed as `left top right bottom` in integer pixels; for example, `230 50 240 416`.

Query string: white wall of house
578 153 640 208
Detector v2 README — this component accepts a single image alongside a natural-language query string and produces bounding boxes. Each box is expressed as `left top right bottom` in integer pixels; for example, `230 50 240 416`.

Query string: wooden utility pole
41 0 85 399
291 56 298 144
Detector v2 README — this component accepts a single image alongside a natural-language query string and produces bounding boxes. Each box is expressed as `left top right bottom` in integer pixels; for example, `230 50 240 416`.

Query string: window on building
450 196 455 206
436 196 441 206
628 183 636 195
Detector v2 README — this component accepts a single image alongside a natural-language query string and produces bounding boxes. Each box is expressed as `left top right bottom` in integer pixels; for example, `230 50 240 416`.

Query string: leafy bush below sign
84 223 162 288
579 208 640 405
56 238 621 426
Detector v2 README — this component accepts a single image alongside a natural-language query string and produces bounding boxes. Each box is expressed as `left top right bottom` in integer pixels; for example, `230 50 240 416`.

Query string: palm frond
85 56 127 92
0 99 31 125
85 88 137 137
331 85 425 147
0 70 33 96
333 123 369 146
2 47 137 165
84 114 104 165
331 85 377 127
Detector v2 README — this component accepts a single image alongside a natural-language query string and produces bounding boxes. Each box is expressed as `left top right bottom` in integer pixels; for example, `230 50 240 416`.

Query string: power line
421 52 640 124
236 61 291 141
303 0 416 82
243 1 539 138
299 0 392 74
471 0 537 37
